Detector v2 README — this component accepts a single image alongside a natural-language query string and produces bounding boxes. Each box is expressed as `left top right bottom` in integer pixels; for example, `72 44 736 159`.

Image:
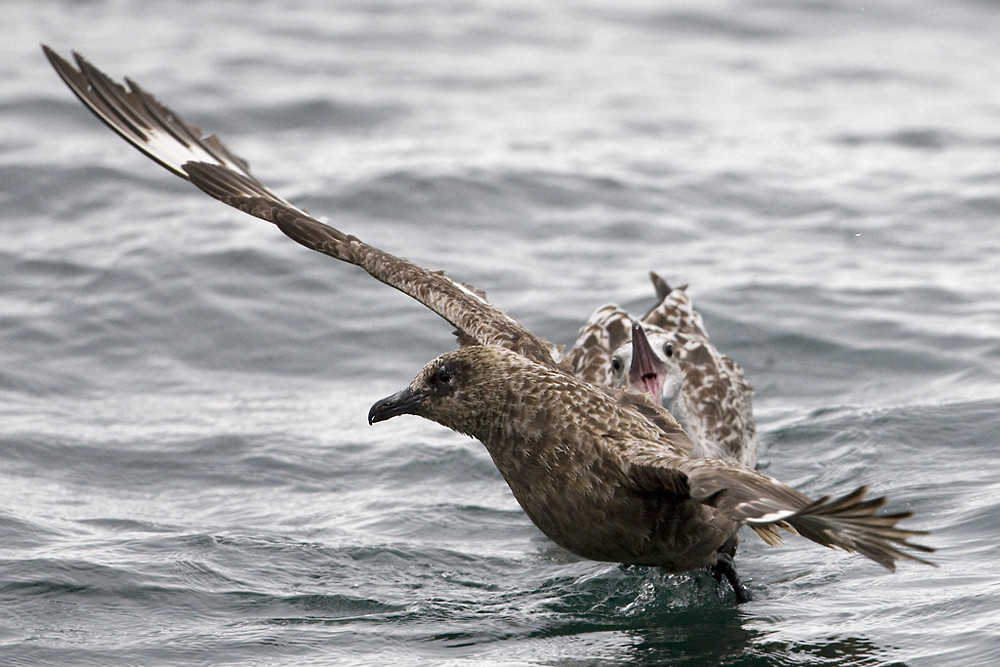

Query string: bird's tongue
629 322 665 401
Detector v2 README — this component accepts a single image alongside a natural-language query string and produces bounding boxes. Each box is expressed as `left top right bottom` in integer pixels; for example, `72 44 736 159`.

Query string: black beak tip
368 388 425 425
630 320 651 348
367 399 393 425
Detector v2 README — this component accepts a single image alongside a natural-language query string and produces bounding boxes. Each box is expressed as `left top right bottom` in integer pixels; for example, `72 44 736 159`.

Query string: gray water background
2 1 999 665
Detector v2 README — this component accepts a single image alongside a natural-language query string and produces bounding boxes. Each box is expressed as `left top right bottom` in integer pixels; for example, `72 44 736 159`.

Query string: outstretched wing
43 45 562 367
627 454 935 571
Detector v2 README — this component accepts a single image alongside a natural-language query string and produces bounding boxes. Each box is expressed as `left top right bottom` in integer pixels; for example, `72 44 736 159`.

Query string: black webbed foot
711 552 752 604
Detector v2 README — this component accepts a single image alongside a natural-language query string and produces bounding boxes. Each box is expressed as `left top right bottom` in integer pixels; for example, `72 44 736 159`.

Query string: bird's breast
479 431 734 570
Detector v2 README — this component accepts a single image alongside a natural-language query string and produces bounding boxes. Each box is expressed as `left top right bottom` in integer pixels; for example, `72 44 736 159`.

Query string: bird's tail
745 485 935 570
678 458 936 570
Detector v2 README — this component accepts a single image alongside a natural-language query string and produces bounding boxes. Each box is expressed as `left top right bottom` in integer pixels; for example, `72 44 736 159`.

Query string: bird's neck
664 393 698 448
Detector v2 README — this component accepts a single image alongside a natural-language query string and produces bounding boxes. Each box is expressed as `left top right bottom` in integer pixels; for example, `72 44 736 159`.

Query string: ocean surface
3 1 999 665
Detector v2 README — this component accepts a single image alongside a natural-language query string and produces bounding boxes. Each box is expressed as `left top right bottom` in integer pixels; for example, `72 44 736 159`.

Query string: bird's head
610 321 684 405
368 346 529 438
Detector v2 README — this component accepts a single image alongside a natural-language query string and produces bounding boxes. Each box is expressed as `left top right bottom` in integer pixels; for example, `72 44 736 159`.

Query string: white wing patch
745 509 797 524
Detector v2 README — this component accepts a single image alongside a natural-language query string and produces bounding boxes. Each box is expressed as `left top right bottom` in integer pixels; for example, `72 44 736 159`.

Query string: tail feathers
649 271 673 301
676 458 935 571
746 485 936 570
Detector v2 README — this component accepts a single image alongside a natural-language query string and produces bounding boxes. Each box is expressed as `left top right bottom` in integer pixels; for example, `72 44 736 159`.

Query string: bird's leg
711 553 752 604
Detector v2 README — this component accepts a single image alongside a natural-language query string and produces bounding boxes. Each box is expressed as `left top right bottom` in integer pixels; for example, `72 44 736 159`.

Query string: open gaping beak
629 321 666 401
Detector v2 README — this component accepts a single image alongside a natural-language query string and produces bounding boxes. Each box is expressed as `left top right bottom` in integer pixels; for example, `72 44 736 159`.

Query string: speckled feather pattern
45 46 934 582
565 304 634 386
402 347 933 572
643 284 759 467
571 276 758 467
408 347 736 570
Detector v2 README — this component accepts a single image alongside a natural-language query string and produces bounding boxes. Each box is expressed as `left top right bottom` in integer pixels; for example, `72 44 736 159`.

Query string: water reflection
524 568 908 666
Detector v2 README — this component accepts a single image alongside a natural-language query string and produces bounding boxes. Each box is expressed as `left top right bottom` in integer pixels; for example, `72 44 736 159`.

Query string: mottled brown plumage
370 346 933 575
45 46 934 602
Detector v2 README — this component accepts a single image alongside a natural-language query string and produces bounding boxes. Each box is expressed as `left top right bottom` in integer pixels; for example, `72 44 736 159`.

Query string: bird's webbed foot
711 552 752 604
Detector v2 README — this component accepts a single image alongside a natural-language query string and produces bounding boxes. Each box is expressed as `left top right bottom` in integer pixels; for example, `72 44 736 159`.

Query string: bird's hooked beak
368 387 427 425
629 321 667 401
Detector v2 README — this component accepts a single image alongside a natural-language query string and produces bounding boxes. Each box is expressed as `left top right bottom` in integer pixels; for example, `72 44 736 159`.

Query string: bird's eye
430 367 454 387
663 343 674 358
611 358 623 372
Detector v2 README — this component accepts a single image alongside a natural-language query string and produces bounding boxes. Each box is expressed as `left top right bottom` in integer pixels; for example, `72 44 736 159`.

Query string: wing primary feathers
47 45 936 590
42 45 563 367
